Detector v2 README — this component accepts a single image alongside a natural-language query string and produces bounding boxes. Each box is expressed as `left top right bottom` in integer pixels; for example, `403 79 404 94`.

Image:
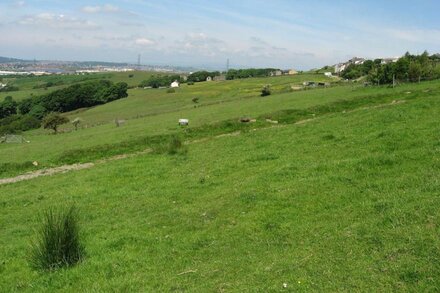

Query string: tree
408 62 422 82
368 67 380 85
42 113 69 134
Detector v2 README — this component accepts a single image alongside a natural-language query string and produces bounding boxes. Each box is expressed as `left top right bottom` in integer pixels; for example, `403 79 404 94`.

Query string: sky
0 0 439 70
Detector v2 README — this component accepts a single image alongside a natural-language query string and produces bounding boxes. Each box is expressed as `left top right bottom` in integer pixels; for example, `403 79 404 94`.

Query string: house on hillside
334 63 346 74
324 72 332 77
170 80 180 88
282 69 298 75
270 70 283 77
0 83 7 89
334 57 366 74
381 57 399 65
349 57 365 65
214 75 226 81
206 76 212 82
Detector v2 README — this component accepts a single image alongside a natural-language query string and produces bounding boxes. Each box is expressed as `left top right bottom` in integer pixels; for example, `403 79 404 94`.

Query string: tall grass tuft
30 205 85 271
167 135 186 155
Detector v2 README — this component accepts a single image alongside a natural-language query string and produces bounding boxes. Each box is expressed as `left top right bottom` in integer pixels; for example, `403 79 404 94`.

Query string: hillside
1 73 440 291
0 56 28 63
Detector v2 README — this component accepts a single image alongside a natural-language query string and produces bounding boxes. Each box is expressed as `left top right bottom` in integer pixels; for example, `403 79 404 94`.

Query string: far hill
0 56 29 63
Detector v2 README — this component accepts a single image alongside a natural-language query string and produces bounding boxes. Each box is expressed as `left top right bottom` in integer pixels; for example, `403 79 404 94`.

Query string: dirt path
0 99 406 186
0 163 95 185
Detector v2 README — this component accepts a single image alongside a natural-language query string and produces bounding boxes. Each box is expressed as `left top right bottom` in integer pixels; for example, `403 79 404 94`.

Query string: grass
29 205 85 271
0 79 438 177
1 73 342 176
0 79 432 169
1 90 439 291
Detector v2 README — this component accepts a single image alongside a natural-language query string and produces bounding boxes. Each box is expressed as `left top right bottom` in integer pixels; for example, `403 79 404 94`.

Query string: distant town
0 56 194 76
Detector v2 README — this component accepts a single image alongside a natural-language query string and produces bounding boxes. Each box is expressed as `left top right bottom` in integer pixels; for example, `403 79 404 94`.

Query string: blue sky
0 0 439 69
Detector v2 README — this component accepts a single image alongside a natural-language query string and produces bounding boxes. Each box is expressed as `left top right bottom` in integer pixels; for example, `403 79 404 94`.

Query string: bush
261 85 271 96
167 135 186 155
0 85 19 92
28 104 47 120
0 96 18 119
0 115 41 135
30 206 85 271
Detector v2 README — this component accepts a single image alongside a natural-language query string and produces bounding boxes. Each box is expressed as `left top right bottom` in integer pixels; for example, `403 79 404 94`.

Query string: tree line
340 51 440 84
187 71 220 82
138 68 282 88
0 80 128 135
139 75 183 88
226 68 279 80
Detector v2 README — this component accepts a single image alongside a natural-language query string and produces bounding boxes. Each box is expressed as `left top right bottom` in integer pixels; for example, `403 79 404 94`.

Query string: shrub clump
167 135 187 155
261 85 271 96
30 205 85 271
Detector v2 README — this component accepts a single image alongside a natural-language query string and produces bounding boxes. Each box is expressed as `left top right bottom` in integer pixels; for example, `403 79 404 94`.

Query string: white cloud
135 38 155 46
18 13 100 30
82 4 121 14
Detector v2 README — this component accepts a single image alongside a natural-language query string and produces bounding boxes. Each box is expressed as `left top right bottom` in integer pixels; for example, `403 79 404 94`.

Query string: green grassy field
1 73 439 291
2 73 437 178
0 73 340 176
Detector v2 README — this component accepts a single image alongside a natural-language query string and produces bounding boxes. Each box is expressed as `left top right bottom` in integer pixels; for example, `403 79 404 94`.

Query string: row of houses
270 69 298 77
334 56 399 74
334 57 366 74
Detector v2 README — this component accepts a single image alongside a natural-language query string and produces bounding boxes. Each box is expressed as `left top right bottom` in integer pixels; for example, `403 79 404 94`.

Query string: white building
334 63 346 74
324 72 333 77
381 57 399 65
170 80 180 88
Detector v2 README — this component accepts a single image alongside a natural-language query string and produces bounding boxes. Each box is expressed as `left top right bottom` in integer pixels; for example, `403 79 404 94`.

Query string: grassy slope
1 75 437 176
0 74 336 171
1 90 439 291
